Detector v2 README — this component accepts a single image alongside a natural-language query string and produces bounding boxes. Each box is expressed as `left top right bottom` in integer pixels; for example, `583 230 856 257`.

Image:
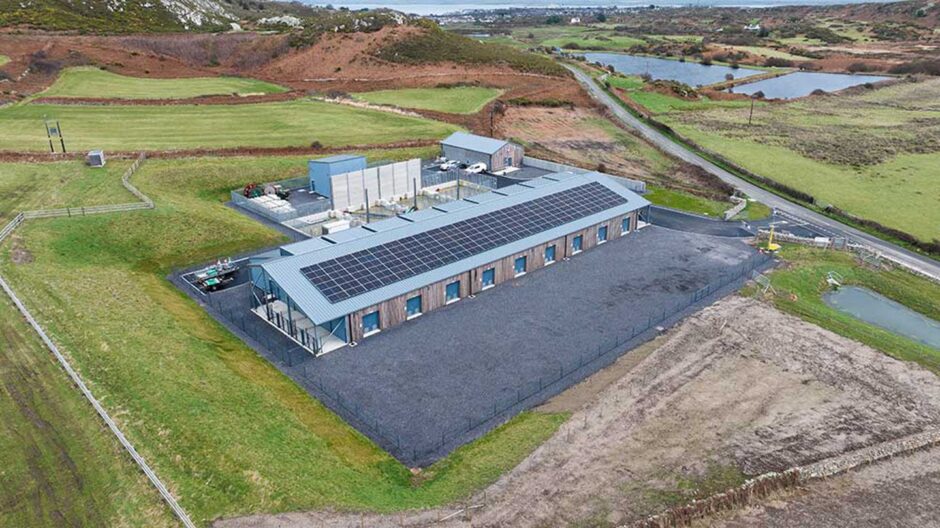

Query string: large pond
583 52 764 87
731 71 891 99
823 286 940 349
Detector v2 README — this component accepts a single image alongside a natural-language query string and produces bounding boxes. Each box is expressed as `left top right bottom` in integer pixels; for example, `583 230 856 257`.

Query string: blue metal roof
441 132 510 155
261 172 650 325
310 154 365 164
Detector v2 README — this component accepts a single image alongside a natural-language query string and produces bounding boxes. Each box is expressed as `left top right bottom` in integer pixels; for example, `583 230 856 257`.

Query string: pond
731 71 891 99
583 52 764 87
823 286 940 349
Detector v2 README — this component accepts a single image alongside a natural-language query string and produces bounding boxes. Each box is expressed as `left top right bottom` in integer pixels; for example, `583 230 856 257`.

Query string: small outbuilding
440 132 523 173
86 150 106 168
308 154 366 197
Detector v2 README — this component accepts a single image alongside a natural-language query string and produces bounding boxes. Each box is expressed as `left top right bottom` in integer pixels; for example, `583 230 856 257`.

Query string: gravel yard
305 226 760 466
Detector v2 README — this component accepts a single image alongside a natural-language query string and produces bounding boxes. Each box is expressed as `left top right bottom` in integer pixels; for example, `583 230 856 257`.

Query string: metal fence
421 170 499 190
230 190 332 223
290 252 773 466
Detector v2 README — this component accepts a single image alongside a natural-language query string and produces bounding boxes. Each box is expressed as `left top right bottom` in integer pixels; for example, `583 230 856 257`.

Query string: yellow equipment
765 226 781 253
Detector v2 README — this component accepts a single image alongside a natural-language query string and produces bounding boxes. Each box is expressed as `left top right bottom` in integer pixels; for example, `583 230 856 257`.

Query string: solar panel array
301 182 627 303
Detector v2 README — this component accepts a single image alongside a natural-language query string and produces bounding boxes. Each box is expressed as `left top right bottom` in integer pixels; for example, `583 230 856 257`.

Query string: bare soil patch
214 295 940 527
496 105 732 198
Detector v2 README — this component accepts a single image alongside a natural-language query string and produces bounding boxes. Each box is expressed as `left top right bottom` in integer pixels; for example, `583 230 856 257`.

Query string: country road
565 64 940 282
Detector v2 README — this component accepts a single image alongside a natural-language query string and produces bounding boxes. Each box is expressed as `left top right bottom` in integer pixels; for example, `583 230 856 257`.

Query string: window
406 295 422 319
621 217 631 236
481 268 495 289
598 225 608 244
544 245 556 265
445 280 460 303
362 310 380 336
572 235 583 254
514 256 527 276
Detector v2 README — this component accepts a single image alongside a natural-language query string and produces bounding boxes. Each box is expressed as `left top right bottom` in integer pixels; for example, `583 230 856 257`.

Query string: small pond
583 52 763 87
731 71 891 99
823 286 940 349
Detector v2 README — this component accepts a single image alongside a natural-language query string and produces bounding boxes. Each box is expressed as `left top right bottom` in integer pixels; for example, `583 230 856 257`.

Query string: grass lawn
0 160 134 222
0 100 460 152
0 150 566 525
644 185 729 217
40 67 288 100
660 78 940 243
629 91 757 114
751 246 940 374
0 54 9 66
0 293 177 527
353 86 502 114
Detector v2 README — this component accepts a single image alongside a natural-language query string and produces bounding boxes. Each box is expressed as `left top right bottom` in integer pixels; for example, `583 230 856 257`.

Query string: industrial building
248 171 650 355
440 132 523 173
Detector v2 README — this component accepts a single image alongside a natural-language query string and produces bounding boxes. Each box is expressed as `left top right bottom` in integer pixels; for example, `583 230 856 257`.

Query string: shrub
764 57 793 68
725 73 734 81
888 59 940 76
847 62 876 73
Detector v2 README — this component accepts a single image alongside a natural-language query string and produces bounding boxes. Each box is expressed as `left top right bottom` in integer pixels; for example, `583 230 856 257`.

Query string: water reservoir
731 71 891 99
583 52 763 87
823 286 940 349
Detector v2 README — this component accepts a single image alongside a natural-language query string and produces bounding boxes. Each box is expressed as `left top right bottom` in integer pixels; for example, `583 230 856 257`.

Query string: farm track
565 64 940 282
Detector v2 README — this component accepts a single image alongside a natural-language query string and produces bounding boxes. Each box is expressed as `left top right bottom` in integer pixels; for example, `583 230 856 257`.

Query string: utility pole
748 98 755 126
364 188 370 223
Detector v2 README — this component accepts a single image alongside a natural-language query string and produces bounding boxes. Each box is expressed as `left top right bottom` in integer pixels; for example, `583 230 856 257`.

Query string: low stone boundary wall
629 429 940 528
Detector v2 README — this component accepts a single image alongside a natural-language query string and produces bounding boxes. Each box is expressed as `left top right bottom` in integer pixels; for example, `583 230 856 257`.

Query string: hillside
0 0 237 32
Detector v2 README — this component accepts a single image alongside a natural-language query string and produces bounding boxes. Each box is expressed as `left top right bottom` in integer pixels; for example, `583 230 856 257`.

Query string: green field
660 79 940 243
604 74 760 114
751 246 940 374
0 160 134 222
644 185 729 217
0 100 460 152
0 293 177 527
353 86 502 114
40 67 288 100
0 151 566 525
543 34 645 50
508 26 645 50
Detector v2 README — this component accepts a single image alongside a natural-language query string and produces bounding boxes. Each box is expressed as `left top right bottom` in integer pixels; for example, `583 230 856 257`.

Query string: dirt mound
213 295 940 527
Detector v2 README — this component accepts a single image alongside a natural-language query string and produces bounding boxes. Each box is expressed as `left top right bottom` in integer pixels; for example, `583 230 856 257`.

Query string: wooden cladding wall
348 211 637 342
490 143 524 172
